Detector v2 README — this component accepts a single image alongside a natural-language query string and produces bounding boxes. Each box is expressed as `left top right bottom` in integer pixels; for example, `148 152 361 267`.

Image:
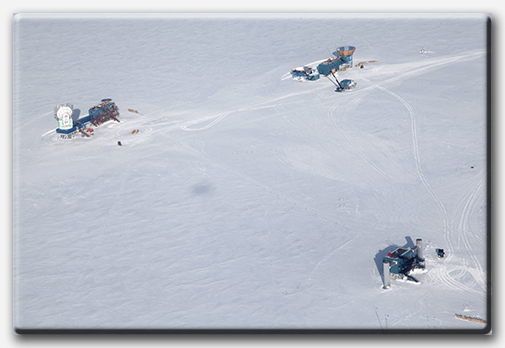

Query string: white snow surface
13 14 489 331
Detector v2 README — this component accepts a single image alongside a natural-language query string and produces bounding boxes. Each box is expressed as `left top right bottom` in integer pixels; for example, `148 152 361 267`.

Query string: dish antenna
54 103 74 130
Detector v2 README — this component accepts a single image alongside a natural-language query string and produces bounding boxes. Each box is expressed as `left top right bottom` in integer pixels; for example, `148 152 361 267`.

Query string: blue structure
56 127 76 135
317 57 341 76
317 45 357 76
340 79 357 89
382 238 424 287
436 248 445 258
383 246 419 274
290 45 359 92
88 98 120 126
54 98 120 139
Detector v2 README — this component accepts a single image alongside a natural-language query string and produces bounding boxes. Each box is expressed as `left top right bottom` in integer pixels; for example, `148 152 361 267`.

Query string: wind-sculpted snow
13 14 489 332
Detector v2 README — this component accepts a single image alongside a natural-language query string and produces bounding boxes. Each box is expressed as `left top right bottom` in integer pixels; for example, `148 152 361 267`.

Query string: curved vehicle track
362 76 450 238
323 50 485 294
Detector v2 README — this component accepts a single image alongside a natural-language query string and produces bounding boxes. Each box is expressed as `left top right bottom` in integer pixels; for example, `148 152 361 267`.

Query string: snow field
13 14 489 331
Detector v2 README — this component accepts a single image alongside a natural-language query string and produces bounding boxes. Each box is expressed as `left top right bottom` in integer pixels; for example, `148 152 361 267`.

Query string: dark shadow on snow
72 109 81 122
374 244 399 278
404 236 415 249
191 181 214 196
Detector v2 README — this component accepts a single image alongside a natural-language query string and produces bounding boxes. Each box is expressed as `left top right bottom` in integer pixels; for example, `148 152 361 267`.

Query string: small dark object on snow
360 64 364 69
436 248 445 258
118 141 122 146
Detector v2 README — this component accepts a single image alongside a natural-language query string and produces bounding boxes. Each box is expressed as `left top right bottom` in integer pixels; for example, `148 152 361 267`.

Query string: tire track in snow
452 173 487 291
356 50 486 295
269 102 341 184
270 52 485 289
17 111 52 132
304 234 359 284
460 173 487 247
431 264 484 295
428 243 484 295
320 51 485 184
156 129 342 267
359 77 484 295
275 89 394 184
181 113 230 131
374 50 485 86
362 76 450 238
327 96 394 181
169 127 339 223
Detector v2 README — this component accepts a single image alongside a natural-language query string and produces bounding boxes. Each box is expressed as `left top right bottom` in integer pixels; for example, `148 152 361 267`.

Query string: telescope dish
54 103 74 129
56 106 73 120
333 46 356 57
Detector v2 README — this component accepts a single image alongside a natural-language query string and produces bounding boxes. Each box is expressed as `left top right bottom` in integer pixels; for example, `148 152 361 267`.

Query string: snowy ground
13 14 490 331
